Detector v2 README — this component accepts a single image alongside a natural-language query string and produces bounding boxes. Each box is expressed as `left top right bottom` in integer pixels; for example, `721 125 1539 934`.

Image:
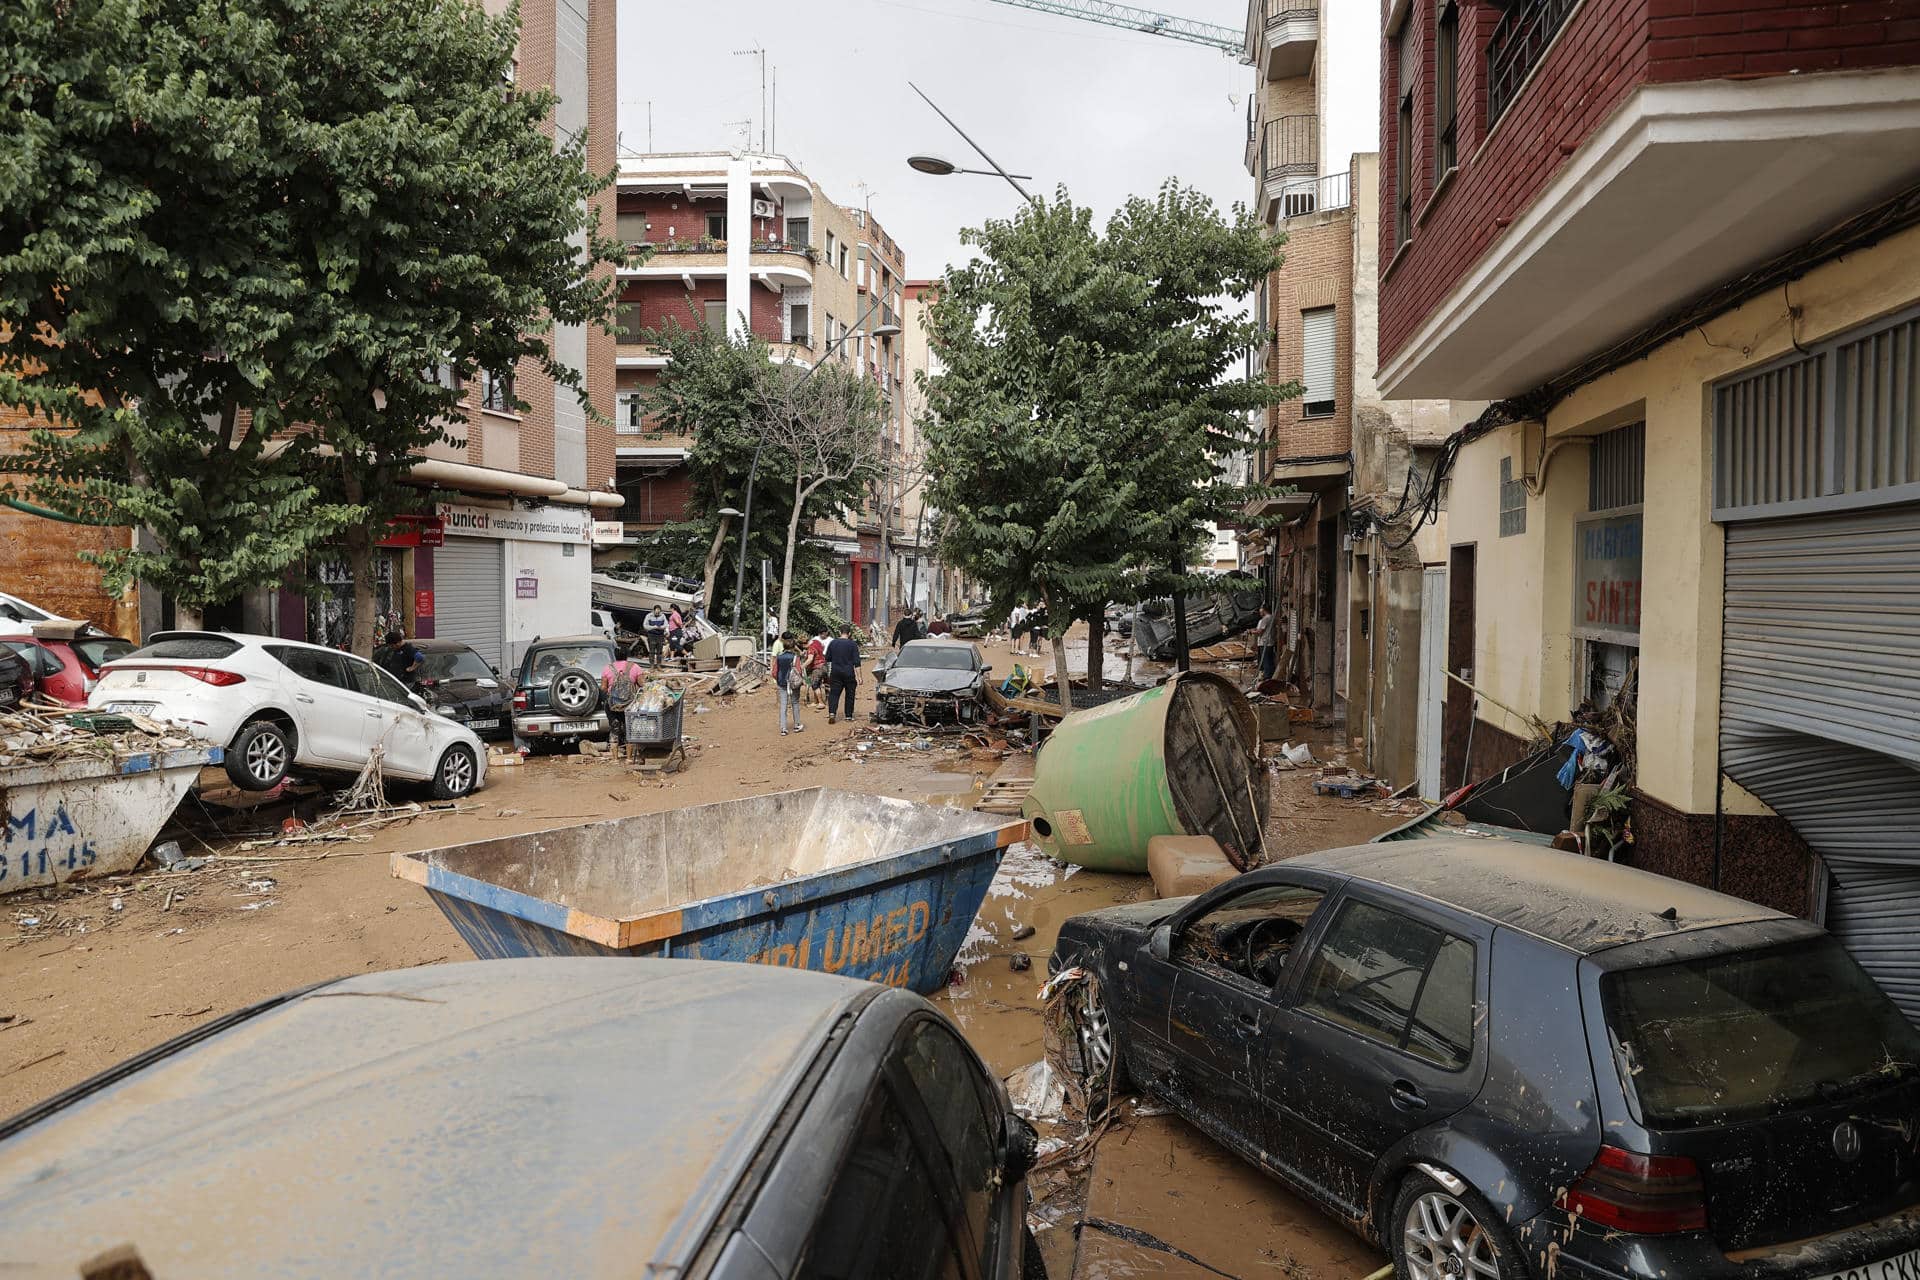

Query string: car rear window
522 644 611 683
1603 936 1920 1127
72 638 135 669
129 636 242 661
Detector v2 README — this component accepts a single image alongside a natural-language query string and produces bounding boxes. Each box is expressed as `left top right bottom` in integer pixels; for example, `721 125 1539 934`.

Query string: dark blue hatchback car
1049 840 1920 1280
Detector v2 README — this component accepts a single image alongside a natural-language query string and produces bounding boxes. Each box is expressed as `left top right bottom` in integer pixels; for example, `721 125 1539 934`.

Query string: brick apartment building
610 151 923 625
0 0 622 675
1237 0 1451 790
1378 0 1920 1010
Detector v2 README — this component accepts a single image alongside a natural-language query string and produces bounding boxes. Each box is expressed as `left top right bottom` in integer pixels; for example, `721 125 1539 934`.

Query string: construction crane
986 0 1242 52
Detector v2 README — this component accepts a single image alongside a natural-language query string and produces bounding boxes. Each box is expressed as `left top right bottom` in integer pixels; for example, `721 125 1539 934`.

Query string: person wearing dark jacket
824 625 862 723
890 611 921 649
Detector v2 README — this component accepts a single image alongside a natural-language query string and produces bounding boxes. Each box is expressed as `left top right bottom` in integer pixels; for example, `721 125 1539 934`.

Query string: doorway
1443 545 1476 791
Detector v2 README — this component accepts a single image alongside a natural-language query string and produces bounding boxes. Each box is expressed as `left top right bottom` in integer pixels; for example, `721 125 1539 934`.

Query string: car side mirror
408 693 430 712
982 664 992 673
1148 924 1172 962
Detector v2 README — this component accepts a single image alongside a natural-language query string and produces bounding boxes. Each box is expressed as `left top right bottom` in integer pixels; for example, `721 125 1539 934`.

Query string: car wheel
1065 969 1130 1094
431 744 478 799
226 719 292 791
549 666 599 717
1392 1172 1525 1280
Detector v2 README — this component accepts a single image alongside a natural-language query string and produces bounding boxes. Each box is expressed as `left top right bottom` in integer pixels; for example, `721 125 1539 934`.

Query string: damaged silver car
873 639 989 727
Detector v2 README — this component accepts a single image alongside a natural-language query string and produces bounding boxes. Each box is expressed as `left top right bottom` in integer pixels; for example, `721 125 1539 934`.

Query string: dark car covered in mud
1049 840 1920 1280
874 638 990 726
0 959 1044 1278
411 639 511 740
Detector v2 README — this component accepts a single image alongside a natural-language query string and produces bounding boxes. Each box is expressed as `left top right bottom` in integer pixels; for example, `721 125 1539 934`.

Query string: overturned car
873 639 989 726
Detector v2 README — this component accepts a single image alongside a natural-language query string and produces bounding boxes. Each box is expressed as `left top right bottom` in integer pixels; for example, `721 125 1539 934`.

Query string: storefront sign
591 520 626 546
515 577 538 599
415 589 434 619
1575 512 1642 641
436 502 588 545
378 514 446 548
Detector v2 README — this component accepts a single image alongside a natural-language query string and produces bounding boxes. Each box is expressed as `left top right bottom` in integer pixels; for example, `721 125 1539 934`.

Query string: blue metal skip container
392 787 1026 996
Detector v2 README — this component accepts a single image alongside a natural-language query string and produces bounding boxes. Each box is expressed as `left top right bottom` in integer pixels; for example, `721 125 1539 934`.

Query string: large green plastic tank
1021 672 1268 873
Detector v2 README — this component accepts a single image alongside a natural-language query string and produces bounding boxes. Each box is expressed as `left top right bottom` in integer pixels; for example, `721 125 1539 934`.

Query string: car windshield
419 648 494 682
1603 936 1920 1126
895 647 975 671
129 636 241 661
72 638 135 669
525 644 611 684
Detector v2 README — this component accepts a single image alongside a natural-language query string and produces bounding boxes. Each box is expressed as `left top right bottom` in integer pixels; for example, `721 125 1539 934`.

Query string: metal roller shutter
1721 504 1920 1019
434 538 506 671
1301 306 1336 405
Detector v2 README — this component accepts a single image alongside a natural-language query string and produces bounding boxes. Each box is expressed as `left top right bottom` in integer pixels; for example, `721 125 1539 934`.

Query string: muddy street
2 631 1398 1278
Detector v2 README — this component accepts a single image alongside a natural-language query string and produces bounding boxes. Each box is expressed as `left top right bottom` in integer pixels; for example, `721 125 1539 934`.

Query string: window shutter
1302 307 1336 403
615 212 647 243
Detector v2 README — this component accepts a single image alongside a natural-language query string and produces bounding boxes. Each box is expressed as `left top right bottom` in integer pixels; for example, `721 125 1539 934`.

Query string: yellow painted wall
1449 221 1920 816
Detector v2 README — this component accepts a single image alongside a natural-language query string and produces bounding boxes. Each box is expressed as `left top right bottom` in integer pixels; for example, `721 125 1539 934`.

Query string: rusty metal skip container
1021 671 1268 873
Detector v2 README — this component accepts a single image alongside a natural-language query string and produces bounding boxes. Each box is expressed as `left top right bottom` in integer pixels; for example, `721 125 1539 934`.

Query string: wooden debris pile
0 705 197 770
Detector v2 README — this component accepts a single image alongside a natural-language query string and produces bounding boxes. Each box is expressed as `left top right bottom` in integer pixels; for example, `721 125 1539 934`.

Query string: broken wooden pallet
974 777 1034 816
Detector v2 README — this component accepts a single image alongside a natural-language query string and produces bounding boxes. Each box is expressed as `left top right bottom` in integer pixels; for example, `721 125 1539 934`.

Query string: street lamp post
725 294 902 639
905 83 1038 205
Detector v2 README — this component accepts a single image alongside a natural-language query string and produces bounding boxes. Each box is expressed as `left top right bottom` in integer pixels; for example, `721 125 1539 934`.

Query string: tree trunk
701 515 731 611
345 520 378 657
776 471 806 635
875 500 892 637
1171 583 1191 674
1083 605 1105 692
1044 587 1073 712
342 470 379 656
174 602 204 630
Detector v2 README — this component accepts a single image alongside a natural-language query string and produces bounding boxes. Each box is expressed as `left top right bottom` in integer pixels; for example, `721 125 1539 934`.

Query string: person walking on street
1255 605 1277 682
775 632 806 736
642 605 669 665
602 643 643 760
1007 604 1028 656
890 609 920 649
825 625 862 724
926 613 950 637
803 630 829 710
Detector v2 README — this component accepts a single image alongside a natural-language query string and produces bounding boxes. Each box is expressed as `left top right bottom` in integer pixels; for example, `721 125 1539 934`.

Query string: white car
0 591 57 624
89 631 488 798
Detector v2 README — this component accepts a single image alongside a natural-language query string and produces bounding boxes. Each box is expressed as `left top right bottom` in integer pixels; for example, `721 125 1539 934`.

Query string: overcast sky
615 0 1379 278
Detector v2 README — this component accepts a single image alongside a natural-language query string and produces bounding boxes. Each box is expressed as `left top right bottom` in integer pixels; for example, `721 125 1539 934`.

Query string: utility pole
646 101 653 151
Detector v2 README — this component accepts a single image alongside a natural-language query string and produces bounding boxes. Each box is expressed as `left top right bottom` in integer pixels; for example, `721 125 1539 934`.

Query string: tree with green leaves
0 0 624 647
923 186 1287 705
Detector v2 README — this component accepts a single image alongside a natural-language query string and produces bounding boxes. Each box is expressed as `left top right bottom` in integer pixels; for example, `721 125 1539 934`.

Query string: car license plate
106 701 157 714
466 718 500 730
553 720 597 733
1817 1247 1920 1280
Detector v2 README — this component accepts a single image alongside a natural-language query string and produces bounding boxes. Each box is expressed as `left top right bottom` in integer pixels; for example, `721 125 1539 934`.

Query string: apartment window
789 303 811 347
615 299 643 339
615 390 645 433
1435 2 1459 179
838 245 849 277
826 231 838 261
703 299 727 334
1301 307 1336 418
1499 456 1527 537
615 212 648 244
1395 16 1418 247
786 216 809 247
705 212 727 241
480 369 515 415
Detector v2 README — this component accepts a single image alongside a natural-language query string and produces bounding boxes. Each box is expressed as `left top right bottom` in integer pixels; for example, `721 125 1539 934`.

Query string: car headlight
433 706 458 719
877 684 897 696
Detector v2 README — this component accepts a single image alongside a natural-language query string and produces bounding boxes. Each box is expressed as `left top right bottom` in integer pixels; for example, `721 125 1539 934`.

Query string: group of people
771 626 865 734
887 608 950 648
1004 604 1047 657
639 603 696 665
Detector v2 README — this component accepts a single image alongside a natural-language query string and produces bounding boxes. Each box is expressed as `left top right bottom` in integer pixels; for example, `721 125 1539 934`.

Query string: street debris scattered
0 706 196 768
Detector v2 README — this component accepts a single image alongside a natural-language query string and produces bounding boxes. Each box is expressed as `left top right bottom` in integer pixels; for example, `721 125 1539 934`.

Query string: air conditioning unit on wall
752 199 776 219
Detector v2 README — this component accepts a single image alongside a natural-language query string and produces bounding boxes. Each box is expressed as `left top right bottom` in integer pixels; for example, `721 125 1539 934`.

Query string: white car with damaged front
88 631 488 798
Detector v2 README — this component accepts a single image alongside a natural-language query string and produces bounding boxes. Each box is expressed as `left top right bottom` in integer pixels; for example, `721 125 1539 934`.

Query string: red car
0 622 137 708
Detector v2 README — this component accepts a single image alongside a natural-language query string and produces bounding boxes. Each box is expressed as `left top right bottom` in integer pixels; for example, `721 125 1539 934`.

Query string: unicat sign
435 502 588 544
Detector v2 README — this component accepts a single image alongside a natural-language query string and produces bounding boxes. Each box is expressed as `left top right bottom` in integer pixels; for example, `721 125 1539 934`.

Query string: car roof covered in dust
1294 839 1789 953
0 959 867 1277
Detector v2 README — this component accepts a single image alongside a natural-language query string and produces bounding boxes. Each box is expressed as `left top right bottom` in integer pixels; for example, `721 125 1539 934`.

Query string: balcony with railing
1243 0 1318 81
1255 115 1319 226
